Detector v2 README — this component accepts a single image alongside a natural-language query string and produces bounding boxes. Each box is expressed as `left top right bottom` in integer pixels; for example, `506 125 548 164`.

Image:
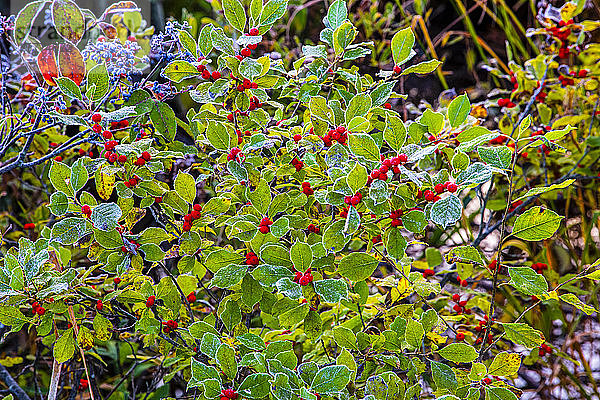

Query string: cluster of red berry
344 192 362 206
416 189 440 202
245 252 259 265
133 151 152 166
120 239 140 253
31 301 45 316
489 134 508 145
146 295 156 307
368 154 408 182
259 217 273 233
497 98 516 108
291 157 303 171
534 81 548 103
531 262 548 274
301 182 314 195
220 388 238 400
390 209 403 227
78 379 89 390
293 268 314 286
451 293 471 314
183 204 203 232
546 19 574 58
371 234 382 244
96 299 103 311
235 129 251 144
307 224 320 234
538 343 553 357
187 291 196 303
195 63 222 80
508 200 524 213
422 268 435 278
487 260 498 272
321 126 349 147
456 275 468 288
162 319 178 333
123 175 141 188
110 119 130 130
293 134 302 142
509 71 518 92
474 317 488 333
235 77 258 92
227 147 243 162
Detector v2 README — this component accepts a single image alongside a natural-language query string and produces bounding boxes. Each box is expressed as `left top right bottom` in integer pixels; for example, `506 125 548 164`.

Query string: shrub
0 1 599 400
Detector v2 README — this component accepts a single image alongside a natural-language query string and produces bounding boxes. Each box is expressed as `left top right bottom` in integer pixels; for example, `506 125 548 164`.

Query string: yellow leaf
390 277 412 303
426 331 447 344
96 167 115 200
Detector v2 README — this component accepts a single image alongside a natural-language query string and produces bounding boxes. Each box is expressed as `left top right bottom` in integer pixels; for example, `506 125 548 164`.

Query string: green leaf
178 29 197 59
456 162 493 186
207 120 234 150
309 96 334 123
0 306 28 332
290 241 312 272
333 22 357 55
222 0 246 32
405 318 424 348
13 1 45 46
502 322 545 349
52 0 85 44
438 343 478 363
90 203 122 232
560 293 598 315
150 102 177 141
210 27 235 56
49 160 73 196
430 360 457 392
400 59 442 75
51 217 90 245
348 133 380 162
248 179 271 215
327 0 347 30
174 172 196 204
54 328 76 363
49 191 69 216
508 267 548 296
239 57 263 80
485 387 519 400
488 352 521 377
314 279 348 303
260 244 292 267
346 94 372 122
311 365 351 395
56 77 82 100
239 373 271 399
447 93 470 127
161 60 200 83
347 116 370 132
338 253 378 282
430 195 463 228
237 333 266 351
211 264 247 288
390 28 415 66
478 146 513 170
333 326 359 351
259 0 288 27
347 163 367 193
217 344 238 379
512 179 575 203
383 114 407 152
278 303 309 328
512 207 563 241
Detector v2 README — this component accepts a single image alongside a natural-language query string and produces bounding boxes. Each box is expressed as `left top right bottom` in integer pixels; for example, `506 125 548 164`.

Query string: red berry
92 124 102 133
447 183 457 193
456 332 465 341
91 114 102 123
141 151 151 161
249 28 259 36
187 292 196 303
293 134 302 142
96 300 103 311
259 225 269 234
36 307 46 315
102 130 112 139
383 103 391 109
54 156 63 162
212 71 221 80
113 277 121 284
452 294 460 302
241 48 251 57
23 223 35 230
393 65 401 74
434 183 445 194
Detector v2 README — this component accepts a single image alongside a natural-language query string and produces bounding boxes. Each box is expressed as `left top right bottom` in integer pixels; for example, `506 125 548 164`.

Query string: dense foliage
0 1 599 400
